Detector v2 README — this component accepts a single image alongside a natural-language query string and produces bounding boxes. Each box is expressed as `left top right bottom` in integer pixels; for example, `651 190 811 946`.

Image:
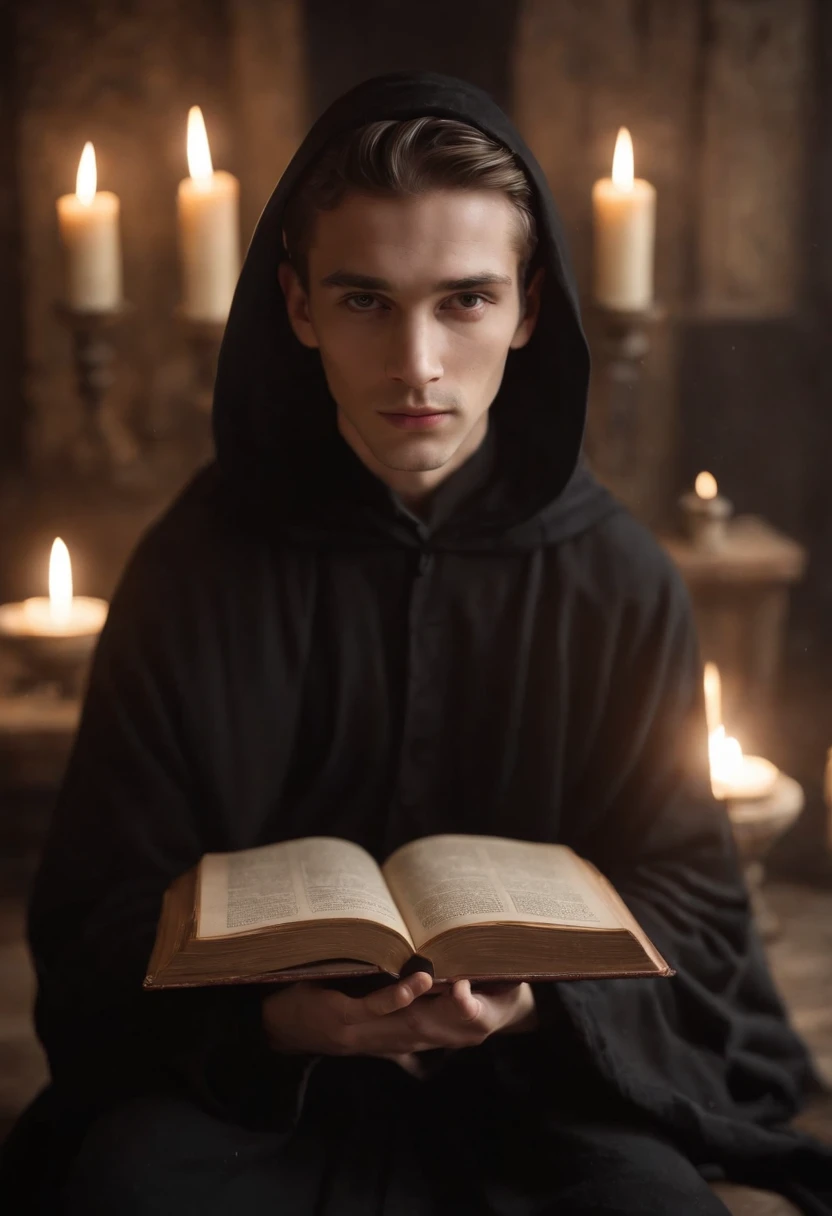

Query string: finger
349 971 434 1022
387 982 483 1040
348 986 486 1056
450 979 481 1022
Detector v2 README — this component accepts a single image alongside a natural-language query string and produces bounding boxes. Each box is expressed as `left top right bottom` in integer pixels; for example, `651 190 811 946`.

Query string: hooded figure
2 71 831 1216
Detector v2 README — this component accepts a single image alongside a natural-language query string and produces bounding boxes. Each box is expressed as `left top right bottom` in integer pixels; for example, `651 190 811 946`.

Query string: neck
338 413 490 512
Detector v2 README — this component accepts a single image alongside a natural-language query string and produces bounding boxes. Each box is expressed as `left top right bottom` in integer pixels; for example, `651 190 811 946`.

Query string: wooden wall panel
512 0 702 305
304 0 518 120
229 0 308 246
0 1 23 474
14 0 234 473
697 0 811 317
511 0 702 523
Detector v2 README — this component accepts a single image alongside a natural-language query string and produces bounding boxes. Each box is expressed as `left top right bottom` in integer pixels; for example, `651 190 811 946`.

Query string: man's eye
453 294 487 310
342 293 488 313
344 294 380 311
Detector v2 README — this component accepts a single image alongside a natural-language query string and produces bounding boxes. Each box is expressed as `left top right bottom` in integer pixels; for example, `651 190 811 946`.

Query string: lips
379 411 450 431
382 407 449 416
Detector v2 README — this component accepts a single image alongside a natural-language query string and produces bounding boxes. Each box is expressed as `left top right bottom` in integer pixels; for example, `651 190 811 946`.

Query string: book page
383 834 621 950
197 836 413 943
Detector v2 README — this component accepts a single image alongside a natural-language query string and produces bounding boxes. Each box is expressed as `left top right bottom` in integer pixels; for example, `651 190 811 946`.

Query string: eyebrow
319 271 514 292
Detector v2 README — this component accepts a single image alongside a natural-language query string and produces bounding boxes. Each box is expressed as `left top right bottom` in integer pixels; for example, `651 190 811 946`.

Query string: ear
509 266 545 350
277 260 319 350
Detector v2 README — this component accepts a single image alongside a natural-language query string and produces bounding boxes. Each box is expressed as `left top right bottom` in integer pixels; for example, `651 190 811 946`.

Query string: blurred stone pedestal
728 772 805 941
0 683 80 791
660 515 807 748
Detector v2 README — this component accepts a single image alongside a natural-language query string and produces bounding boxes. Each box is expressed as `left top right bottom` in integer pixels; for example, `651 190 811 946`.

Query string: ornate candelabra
180 316 225 413
56 302 131 475
54 303 225 479
583 301 664 511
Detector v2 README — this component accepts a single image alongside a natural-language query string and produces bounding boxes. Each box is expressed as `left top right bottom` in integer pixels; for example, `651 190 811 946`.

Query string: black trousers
52 1054 730 1216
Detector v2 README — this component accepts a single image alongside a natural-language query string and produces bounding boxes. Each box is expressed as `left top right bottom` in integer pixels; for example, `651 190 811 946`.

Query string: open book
144 833 674 989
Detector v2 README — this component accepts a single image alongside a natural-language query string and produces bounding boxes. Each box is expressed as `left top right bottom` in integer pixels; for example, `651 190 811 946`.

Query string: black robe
4 70 832 1213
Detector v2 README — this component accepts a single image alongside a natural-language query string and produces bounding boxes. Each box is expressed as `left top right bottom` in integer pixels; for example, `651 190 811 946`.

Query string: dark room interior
1 3 831 1213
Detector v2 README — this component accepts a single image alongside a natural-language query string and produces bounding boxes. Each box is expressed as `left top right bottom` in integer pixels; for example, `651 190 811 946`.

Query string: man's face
279 189 543 481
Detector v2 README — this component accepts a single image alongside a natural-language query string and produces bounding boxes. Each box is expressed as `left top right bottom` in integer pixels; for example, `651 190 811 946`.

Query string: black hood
212 70 619 550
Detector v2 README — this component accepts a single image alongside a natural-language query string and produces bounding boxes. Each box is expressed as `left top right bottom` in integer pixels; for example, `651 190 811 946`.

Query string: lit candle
680 471 734 550
704 660 722 738
591 127 656 311
56 142 123 312
177 106 241 322
0 538 108 638
704 663 779 801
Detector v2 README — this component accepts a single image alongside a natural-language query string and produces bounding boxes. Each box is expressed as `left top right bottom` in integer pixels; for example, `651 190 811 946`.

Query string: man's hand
261 972 538 1061
372 979 539 1076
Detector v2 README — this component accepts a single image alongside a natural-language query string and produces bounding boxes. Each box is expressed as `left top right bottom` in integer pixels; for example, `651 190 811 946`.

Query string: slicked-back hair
281 117 539 308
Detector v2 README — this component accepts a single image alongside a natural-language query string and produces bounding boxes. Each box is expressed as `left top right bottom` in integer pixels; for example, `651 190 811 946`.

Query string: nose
385 315 443 388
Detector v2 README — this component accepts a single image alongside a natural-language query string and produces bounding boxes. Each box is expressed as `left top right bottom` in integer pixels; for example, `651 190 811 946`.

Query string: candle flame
695 471 718 500
709 725 745 786
187 106 214 184
703 662 779 800
704 662 736 793
75 142 97 206
48 537 73 625
704 661 722 738
611 127 634 192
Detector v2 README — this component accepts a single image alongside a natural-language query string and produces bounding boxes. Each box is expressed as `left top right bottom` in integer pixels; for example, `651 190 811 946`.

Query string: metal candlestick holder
180 316 225 413
583 301 663 507
56 302 131 475
679 488 734 551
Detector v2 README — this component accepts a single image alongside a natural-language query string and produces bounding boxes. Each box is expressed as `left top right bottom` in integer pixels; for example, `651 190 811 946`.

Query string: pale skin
266 187 544 1067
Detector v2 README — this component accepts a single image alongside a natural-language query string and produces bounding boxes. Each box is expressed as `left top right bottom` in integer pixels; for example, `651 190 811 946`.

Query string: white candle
592 127 656 311
709 727 779 801
704 661 722 738
56 142 123 312
177 106 241 322
681 471 734 550
704 663 779 801
0 538 108 639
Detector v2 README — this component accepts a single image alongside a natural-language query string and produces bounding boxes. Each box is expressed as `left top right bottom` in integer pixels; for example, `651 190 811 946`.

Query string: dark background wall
305 0 517 114
0 0 24 475
0 0 830 875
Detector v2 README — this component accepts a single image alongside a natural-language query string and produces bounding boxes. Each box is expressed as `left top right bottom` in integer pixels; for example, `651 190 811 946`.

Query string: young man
3 71 831 1214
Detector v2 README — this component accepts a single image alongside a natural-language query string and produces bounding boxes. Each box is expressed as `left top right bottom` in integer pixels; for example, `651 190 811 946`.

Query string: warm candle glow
611 127 634 192
178 107 240 321
708 726 779 801
704 661 722 738
592 125 654 310
704 663 779 800
187 106 214 185
58 141 121 311
75 142 97 206
708 726 742 787
0 535 108 640
695 471 718 500
48 537 73 625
